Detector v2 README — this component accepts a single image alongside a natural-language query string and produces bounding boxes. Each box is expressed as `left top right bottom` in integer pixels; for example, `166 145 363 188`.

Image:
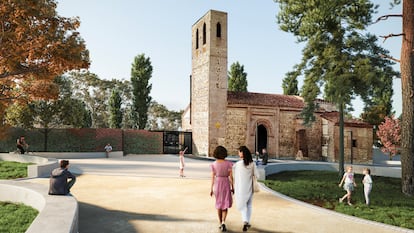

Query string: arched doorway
256 124 268 154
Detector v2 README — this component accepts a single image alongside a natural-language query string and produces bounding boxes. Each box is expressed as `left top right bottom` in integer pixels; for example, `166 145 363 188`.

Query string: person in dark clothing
49 160 76 195
16 136 28 154
261 148 268 165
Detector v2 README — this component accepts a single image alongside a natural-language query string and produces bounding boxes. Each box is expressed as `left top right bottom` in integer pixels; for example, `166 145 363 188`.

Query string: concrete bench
1 153 58 178
34 151 124 159
0 180 78 233
258 161 402 180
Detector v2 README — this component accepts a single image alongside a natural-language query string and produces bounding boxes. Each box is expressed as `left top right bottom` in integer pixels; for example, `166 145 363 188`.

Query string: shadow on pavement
247 226 293 233
79 202 195 233
217 226 292 233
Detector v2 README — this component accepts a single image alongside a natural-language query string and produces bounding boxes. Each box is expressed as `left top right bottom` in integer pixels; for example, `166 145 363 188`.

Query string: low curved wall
0 154 58 178
35 151 123 159
0 180 78 233
259 161 401 180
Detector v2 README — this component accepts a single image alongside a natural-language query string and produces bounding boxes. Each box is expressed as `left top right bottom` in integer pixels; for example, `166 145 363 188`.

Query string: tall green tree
109 88 123 128
276 0 398 175
130 54 153 129
282 70 299 95
228 62 248 92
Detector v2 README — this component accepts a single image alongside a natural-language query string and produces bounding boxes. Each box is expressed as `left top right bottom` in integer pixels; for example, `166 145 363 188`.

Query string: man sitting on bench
16 136 28 154
49 160 76 195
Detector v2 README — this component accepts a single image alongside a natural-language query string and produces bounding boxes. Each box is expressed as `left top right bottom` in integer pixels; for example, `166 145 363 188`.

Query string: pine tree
228 62 248 92
282 71 299 95
276 0 398 175
109 88 123 128
130 54 153 129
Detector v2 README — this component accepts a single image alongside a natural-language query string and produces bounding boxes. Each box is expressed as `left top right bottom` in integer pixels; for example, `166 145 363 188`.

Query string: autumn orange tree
376 116 401 160
0 0 89 126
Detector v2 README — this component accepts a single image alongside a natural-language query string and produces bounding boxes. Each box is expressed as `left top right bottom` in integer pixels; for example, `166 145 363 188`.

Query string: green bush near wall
0 128 44 152
124 130 163 154
0 127 163 154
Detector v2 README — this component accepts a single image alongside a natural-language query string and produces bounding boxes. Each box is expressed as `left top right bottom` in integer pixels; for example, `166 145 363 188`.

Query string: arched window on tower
203 23 206 45
196 29 199 49
216 22 221 38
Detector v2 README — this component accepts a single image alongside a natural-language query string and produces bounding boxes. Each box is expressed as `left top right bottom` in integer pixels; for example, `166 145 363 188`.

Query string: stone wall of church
279 112 323 160
335 126 373 163
278 111 298 157
353 126 373 163
225 108 247 155
191 59 210 155
181 108 191 132
304 116 323 160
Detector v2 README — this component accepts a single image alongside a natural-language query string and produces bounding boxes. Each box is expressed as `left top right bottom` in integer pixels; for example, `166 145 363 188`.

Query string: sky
56 0 403 117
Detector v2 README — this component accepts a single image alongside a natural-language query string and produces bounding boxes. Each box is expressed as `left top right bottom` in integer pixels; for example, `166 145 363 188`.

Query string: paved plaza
26 155 413 233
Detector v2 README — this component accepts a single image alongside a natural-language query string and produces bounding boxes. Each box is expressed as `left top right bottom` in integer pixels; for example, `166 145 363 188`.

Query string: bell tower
191 10 228 156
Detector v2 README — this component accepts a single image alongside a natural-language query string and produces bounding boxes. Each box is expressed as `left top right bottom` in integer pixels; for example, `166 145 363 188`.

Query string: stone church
182 10 373 163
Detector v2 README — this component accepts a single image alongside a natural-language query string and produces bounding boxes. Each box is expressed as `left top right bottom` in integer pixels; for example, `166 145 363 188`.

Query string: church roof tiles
320 112 372 128
227 91 305 108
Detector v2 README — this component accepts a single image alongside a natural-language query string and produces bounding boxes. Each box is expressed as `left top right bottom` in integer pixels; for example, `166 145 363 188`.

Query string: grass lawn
0 161 38 232
0 201 38 233
0 161 31 179
265 170 414 230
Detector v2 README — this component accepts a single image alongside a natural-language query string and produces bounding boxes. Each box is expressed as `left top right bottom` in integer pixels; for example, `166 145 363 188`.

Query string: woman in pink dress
210 146 234 232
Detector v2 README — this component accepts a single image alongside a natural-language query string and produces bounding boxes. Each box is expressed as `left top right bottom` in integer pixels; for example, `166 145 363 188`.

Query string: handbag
252 164 260 193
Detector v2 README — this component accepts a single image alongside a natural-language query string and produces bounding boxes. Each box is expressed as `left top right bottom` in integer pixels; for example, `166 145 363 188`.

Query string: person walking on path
362 168 373 205
179 147 187 177
49 160 76 195
210 146 234 232
338 166 357 206
234 146 259 232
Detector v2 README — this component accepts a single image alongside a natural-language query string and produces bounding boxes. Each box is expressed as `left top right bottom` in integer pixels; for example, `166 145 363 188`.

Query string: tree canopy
5 76 91 129
0 0 89 127
147 101 183 131
276 0 398 174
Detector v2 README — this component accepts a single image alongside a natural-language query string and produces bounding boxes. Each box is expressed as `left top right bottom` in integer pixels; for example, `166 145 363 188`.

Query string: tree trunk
339 102 345 176
400 0 414 196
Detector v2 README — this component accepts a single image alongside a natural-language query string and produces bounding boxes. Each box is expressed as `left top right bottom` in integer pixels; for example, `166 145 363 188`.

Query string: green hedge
124 130 163 154
0 127 163 154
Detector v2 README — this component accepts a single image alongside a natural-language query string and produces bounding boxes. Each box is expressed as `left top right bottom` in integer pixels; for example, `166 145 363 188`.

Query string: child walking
179 148 187 177
338 166 357 206
210 146 234 232
362 168 373 205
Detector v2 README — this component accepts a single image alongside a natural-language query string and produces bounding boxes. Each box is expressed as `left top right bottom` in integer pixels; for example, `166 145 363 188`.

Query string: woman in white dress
234 146 259 232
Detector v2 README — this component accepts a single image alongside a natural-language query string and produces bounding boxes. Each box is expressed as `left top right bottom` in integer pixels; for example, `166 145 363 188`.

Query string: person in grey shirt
49 160 76 195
